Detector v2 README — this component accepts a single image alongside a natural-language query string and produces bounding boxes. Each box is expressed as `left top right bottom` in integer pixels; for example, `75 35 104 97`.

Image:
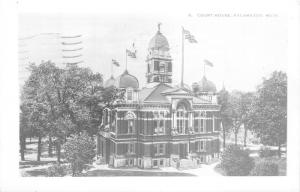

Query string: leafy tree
228 91 244 146
21 61 64 161
20 61 124 163
63 132 96 176
240 92 255 147
218 87 233 148
248 71 287 157
220 145 254 176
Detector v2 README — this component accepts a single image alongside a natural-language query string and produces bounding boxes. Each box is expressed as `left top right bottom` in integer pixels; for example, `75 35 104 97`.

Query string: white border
0 0 299 191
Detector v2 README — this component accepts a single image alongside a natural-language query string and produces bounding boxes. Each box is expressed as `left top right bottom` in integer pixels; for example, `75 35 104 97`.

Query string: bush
47 163 69 177
259 147 277 158
250 160 279 176
220 145 254 176
63 132 95 176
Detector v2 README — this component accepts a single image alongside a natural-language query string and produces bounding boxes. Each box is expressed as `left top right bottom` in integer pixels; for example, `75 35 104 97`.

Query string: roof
114 70 139 89
140 83 173 103
148 31 169 51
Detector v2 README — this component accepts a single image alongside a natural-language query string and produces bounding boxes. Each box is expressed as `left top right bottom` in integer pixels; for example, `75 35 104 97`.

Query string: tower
146 23 172 84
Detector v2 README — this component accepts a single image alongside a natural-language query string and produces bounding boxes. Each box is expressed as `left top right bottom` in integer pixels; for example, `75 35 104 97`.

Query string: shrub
259 147 277 158
47 163 68 177
250 160 279 176
63 132 96 176
220 145 254 176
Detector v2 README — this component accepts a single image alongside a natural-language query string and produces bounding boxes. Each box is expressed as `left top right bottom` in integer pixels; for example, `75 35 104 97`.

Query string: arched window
125 111 136 134
154 111 165 135
177 105 185 134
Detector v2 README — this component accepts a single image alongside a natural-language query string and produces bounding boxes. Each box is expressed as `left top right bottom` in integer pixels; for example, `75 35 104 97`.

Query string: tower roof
148 24 169 50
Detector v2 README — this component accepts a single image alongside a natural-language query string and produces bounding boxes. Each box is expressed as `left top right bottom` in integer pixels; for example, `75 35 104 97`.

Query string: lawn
84 169 196 176
214 156 286 176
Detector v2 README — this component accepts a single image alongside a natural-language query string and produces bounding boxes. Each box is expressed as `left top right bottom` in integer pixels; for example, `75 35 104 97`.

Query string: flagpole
203 61 206 77
125 50 128 71
111 61 113 77
181 27 184 87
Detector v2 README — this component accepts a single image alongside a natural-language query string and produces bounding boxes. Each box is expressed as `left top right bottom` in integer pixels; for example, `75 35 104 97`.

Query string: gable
161 87 193 96
143 83 173 103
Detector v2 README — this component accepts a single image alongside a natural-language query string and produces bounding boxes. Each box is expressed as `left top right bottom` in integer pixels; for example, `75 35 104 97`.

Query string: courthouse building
97 26 221 169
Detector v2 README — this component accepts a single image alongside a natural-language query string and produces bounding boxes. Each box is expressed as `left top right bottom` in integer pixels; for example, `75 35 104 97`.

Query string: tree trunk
278 144 281 158
20 136 25 161
223 126 226 149
234 128 238 146
243 127 248 147
57 142 61 164
24 137 27 150
48 136 53 157
37 135 42 161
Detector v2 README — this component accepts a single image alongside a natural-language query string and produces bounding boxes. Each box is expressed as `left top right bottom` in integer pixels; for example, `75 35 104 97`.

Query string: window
200 119 204 133
127 90 133 101
168 62 172 72
128 143 135 154
194 118 199 132
155 143 165 155
153 160 158 167
177 111 185 134
199 141 205 151
154 61 159 71
154 111 165 135
127 158 134 166
139 159 142 166
160 159 164 166
159 63 165 73
196 140 205 152
128 119 134 134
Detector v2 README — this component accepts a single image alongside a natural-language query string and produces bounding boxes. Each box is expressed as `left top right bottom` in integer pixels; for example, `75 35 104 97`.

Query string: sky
18 9 287 92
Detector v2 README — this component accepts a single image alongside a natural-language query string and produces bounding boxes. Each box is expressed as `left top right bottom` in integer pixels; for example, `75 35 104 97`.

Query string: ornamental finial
158 22 162 33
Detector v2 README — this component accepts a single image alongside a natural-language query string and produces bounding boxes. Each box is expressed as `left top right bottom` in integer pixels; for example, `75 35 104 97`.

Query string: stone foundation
109 153 219 169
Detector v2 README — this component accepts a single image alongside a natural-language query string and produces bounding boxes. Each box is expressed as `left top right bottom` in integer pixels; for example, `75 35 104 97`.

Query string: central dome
148 31 169 51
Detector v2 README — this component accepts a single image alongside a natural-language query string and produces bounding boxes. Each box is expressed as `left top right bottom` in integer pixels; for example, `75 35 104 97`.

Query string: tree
240 92 255 147
228 91 245 146
63 132 96 176
20 61 125 163
249 71 287 157
218 87 233 148
220 145 254 176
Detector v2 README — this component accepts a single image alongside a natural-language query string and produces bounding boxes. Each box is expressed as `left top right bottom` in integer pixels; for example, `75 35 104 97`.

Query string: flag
112 59 120 67
183 28 197 43
126 49 136 58
204 59 214 67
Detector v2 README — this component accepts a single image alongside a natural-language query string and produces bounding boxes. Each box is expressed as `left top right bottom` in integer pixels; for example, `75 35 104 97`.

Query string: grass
252 156 286 176
22 168 48 177
84 169 196 176
214 156 286 176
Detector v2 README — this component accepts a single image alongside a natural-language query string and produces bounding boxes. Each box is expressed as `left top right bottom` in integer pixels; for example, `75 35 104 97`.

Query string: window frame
155 143 165 156
128 143 135 154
